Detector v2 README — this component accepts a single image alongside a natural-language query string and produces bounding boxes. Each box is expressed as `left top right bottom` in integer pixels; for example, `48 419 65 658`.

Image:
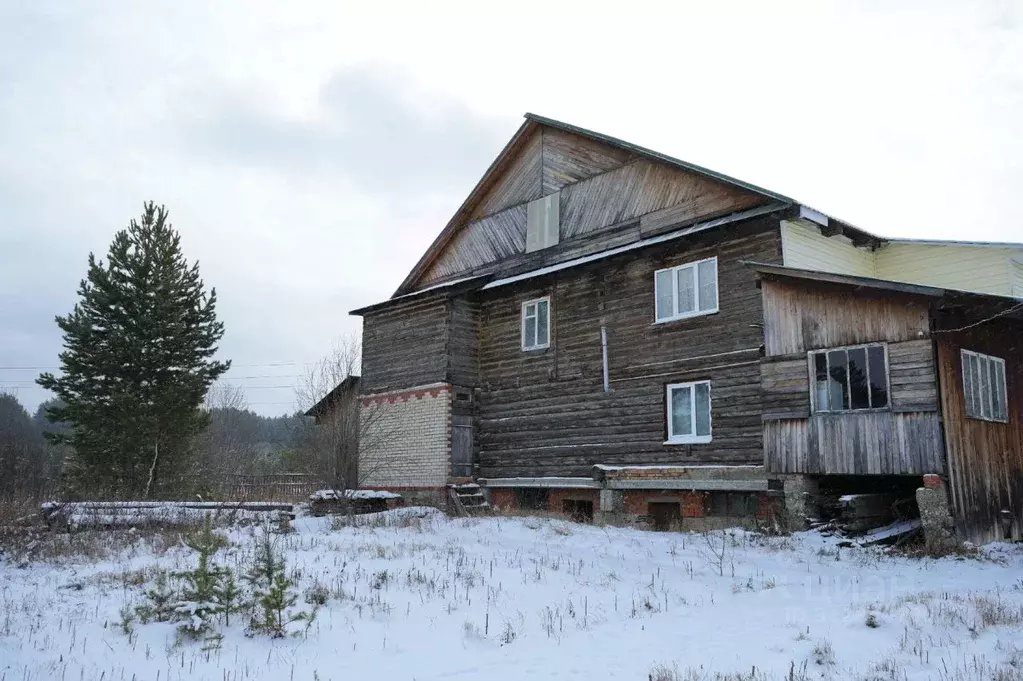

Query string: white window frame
654 256 719 324
665 380 712 445
521 296 550 351
808 343 891 413
961 349 1008 423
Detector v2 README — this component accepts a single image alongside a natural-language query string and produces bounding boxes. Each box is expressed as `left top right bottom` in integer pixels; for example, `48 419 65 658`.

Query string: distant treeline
0 393 320 497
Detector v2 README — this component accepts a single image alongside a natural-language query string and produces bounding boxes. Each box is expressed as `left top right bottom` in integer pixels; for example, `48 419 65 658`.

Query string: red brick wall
624 491 705 517
490 489 516 511
487 488 600 514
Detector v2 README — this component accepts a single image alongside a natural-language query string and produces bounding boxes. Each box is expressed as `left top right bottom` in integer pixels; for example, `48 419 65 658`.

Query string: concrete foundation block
782 474 819 531
916 477 958 551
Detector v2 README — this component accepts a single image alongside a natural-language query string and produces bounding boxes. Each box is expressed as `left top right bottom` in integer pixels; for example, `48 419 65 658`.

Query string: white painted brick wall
358 383 451 487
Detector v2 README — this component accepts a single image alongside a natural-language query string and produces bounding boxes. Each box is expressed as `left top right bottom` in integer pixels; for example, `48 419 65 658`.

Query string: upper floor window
666 380 712 444
962 349 1008 422
810 344 889 412
654 257 718 323
521 297 550 351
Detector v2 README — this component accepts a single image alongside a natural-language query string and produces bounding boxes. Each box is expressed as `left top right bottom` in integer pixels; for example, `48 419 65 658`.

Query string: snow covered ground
2 509 1023 681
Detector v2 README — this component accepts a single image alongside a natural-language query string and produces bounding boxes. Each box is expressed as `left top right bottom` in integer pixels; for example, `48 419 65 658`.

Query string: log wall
473 219 781 478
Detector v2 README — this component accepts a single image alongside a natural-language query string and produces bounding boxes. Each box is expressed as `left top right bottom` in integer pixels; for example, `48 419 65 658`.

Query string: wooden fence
196 474 323 502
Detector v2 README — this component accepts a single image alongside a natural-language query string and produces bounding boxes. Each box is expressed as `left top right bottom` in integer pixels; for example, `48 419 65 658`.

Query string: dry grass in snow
1 508 1023 680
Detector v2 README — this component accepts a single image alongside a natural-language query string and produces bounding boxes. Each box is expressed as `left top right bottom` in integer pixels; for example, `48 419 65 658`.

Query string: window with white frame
961 349 1008 422
666 380 712 444
810 344 889 412
521 297 550 351
654 257 718 323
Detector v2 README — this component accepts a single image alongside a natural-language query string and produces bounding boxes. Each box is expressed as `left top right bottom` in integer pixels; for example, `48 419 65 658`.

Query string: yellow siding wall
875 244 1017 297
1012 260 1023 299
780 220 876 277
781 219 1023 298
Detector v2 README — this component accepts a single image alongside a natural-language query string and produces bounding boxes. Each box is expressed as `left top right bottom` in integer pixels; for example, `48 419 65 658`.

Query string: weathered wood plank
541 127 635 194
469 128 543 221
765 411 943 475
936 317 1023 544
761 279 931 356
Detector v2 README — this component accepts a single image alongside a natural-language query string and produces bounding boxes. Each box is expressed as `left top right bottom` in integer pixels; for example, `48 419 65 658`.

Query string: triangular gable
395 114 791 296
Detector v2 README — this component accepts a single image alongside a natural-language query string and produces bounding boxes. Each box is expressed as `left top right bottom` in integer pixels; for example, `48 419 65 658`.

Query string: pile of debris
813 493 922 547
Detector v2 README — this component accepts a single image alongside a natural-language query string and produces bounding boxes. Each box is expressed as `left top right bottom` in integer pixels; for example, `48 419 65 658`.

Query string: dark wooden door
451 414 473 478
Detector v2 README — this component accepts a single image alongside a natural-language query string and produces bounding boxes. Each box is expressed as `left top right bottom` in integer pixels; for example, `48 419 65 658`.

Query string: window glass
978 354 991 418
655 269 673 320
671 386 693 437
536 299 549 346
847 347 870 409
814 352 830 410
694 382 711 436
827 349 850 410
994 360 1007 421
676 266 696 314
698 259 718 311
523 308 536 348
867 346 888 408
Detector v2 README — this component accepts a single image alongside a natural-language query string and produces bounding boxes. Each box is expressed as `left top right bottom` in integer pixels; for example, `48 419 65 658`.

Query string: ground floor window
561 498 594 523
666 380 712 444
648 501 682 531
706 492 758 517
515 488 549 511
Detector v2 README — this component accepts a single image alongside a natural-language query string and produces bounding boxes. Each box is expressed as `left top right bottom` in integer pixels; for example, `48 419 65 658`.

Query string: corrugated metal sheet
875 244 1018 297
780 220 876 277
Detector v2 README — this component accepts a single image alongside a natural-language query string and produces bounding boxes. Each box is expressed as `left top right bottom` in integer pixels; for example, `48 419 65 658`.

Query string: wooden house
343 113 1023 536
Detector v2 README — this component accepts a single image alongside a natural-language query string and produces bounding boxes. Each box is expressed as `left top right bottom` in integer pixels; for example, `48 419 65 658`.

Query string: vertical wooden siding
936 318 1023 543
762 279 931 356
764 412 943 475
474 221 781 478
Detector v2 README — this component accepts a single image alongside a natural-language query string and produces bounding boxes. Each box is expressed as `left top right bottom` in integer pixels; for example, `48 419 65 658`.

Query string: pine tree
172 513 229 638
37 202 229 497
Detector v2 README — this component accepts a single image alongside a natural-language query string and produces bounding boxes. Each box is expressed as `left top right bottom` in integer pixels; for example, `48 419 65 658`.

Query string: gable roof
304 375 360 419
394 113 807 297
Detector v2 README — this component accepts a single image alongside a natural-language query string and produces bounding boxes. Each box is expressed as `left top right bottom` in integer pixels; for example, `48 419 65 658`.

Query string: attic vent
526 193 560 253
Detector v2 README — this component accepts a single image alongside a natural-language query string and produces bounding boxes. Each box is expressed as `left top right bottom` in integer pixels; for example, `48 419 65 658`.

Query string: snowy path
2 511 1022 680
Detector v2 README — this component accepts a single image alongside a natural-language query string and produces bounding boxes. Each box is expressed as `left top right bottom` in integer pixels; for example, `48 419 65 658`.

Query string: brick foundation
486 487 600 515
490 489 516 511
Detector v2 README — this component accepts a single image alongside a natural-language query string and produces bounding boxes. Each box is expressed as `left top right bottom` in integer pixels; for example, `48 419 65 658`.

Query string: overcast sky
2 0 1021 415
